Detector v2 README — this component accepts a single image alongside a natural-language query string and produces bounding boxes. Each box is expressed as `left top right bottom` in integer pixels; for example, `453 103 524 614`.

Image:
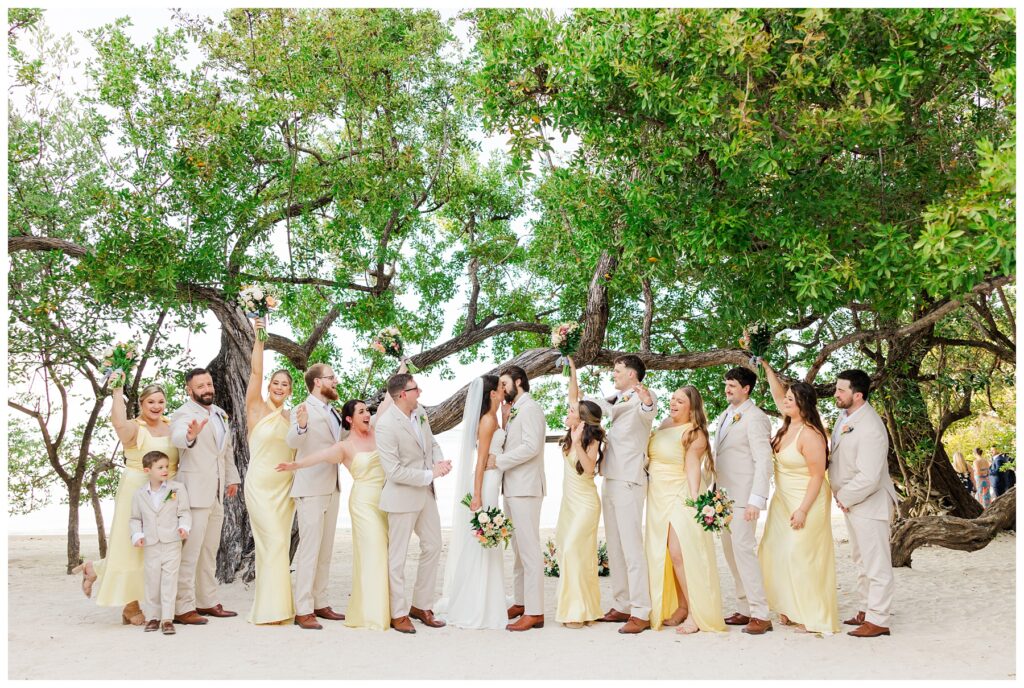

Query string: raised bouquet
460 493 513 548
739 322 771 366
685 487 735 533
550 321 582 376
238 284 280 341
100 341 138 389
371 326 419 373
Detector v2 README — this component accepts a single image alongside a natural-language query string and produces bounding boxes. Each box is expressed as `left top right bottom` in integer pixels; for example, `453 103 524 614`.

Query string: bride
435 375 508 629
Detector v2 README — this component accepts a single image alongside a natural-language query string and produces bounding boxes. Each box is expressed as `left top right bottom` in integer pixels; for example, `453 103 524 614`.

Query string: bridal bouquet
551 321 582 376
739 322 771 366
685 487 735 533
371 326 419 373
100 341 138 388
238 284 280 341
460 493 513 548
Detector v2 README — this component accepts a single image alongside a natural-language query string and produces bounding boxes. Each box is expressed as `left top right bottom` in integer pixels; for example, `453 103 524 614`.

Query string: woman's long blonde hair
952 451 969 473
678 386 715 481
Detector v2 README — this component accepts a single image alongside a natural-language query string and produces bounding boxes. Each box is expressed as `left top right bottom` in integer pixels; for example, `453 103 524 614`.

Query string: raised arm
245 318 266 416
110 387 140 449
371 362 405 428
759 359 787 415
567 356 579 406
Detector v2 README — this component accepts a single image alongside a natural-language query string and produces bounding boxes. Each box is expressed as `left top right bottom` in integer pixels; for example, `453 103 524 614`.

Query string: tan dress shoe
506 614 545 631
843 611 866 626
598 608 630 623
294 614 323 630
724 612 751 626
314 606 345 621
173 611 208 625
197 604 237 618
507 604 525 620
144 619 160 632
848 621 890 638
742 617 774 635
122 601 146 626
160 621 176 635
618 616 651 634
409 606 446 628
390 616 416 634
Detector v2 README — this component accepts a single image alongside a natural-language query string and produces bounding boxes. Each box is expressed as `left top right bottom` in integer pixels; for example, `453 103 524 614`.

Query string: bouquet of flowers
550 321 582 376
100 341 138 388
739 322 771 366
685 487 735 533
543 538 560 577
597 539 610 577
238 284 280 342
460 493 514 548
371 326 419 373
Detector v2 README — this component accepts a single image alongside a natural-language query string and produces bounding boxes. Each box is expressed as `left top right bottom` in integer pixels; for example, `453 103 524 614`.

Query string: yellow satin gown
555 450 603 623
93 420 178 606
345 450 390 630
245 405 296 624
645 423 726 632
758 426 840 633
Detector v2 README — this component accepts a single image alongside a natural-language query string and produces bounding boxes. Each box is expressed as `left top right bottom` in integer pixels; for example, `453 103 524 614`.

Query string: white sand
10 519 1015 680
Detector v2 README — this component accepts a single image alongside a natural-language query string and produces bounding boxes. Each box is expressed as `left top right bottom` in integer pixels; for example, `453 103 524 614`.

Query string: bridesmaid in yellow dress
74 383 179 625
243 317 297 625
554 358 604 628
276 381 400 630
757 359 839 634
645 386 726 634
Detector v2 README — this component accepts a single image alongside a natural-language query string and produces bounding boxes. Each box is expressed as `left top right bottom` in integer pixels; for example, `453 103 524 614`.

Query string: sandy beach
9 515 1015 681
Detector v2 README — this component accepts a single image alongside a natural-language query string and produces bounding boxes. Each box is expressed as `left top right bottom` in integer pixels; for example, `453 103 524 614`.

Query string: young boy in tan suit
130 450 192 635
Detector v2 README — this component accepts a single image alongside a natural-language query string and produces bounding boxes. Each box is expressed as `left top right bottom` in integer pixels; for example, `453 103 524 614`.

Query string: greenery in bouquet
550 321 582 376
371 326 419 373
460 493 513 548
543 538 560 577
238 284 280 341
685 487 735 533
100 341 138 388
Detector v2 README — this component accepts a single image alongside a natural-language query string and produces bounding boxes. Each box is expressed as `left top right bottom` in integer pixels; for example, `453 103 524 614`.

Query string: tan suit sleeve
748 411 774 503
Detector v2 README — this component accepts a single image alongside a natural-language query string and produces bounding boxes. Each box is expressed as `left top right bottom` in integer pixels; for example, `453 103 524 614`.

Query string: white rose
102 347 114 358
478 512 490 524
494 514 505 526
702 505 715 517
252 287 263 300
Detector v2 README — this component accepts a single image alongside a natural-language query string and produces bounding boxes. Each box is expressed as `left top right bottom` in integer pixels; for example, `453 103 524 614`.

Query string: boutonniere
509 407 520 422
733 412 742 423
164 489 177 503
619 393 633 404
841 424 853 435
418 413 427 426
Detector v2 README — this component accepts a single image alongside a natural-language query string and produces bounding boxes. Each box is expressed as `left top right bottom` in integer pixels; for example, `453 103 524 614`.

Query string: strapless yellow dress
345 450 390 630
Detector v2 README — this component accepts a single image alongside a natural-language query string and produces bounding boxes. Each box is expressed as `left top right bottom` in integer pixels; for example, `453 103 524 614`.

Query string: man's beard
503 388 516 404
322 386 339 402
835 397 851 409
196 392 215 406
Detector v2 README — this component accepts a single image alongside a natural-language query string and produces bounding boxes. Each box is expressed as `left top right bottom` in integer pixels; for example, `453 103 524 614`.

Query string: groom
830 369 898 638
491 365 547 632
376 373 452 634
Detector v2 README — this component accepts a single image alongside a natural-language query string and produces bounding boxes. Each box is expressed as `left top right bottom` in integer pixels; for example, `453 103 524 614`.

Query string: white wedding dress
436 426 508 629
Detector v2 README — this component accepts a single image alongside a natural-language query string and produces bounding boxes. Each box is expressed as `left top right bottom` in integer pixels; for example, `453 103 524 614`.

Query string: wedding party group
74 318 897 640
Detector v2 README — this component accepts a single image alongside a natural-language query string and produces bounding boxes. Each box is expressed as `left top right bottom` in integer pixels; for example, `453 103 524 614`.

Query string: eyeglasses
317 375 337 382
403 385 420 394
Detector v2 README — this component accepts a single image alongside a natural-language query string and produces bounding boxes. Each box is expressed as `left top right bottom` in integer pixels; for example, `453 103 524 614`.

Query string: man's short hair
184 368 209 385
614 355 646 382
142 450 169 469
387 373 414 398
836 369 872 401
503 365 530 393
303 363 330 392
724 366 757 393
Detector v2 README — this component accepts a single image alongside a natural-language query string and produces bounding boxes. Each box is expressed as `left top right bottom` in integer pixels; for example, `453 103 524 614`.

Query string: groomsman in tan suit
285 363 346 630
713 366 774 635
130 450 191 635
492 365 547 632
830 369 898 638
376 373 452 634
169 368 241 624
589 354 657 634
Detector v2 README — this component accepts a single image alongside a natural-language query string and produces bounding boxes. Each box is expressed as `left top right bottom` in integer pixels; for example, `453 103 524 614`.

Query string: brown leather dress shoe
294 614 322 630
848 621 890 638
598 608 630 623
144 619 160 632
507 604 525 619
724 612 751 626
506 614 544 631
618 616 651 634
122 600 146 626
843 611 866 626
742 618 774 635
197 604 237 618
390 616 416 634
314 606 345 621
173 611 209 625
409 606 446 628
160 621 176 635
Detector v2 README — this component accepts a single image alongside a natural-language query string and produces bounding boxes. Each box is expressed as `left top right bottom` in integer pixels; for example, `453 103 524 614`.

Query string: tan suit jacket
169 399 240 509
285 395 341 497
828 403 898 521
376 404 443 513
590 391 658 484
130 480 192 544
712 402 773 506
495 393 547 497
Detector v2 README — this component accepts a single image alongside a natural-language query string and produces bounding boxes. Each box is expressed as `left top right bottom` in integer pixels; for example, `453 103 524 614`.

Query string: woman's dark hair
479 375 500 419
771 381 831 467
341 399 366 431
559 400 606 475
